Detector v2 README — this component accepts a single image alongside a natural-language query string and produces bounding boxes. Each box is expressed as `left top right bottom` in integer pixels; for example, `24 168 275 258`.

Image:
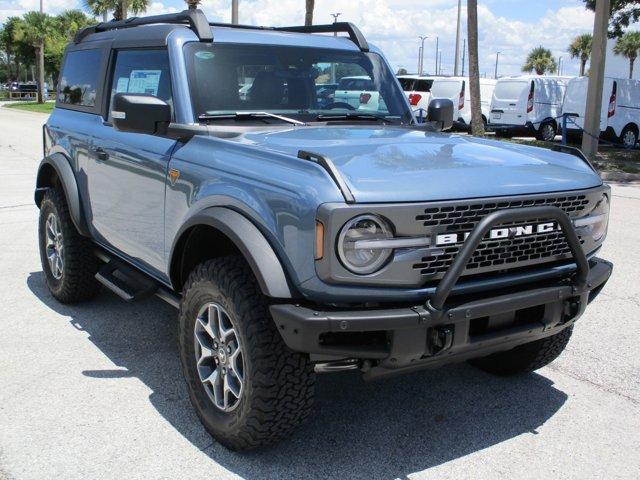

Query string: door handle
92 147 109 161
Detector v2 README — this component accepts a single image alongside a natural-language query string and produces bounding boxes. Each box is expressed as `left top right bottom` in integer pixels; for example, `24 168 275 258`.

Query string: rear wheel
38 188 101 303
620 125 638 149
536 121 557 142
178 256 315 450
469 326 573 376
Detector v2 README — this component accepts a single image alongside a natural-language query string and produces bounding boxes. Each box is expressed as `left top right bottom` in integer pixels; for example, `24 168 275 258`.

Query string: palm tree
13 12 57 103
84 0 148 22
613 31 640 79
568 33 592 76
467 0 484 136
305 0 314 26
57 10 95 37
522 46 557 75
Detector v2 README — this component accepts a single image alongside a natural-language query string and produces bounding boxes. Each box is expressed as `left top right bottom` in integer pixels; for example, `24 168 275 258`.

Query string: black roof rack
74 9 212 43
275 23 369 52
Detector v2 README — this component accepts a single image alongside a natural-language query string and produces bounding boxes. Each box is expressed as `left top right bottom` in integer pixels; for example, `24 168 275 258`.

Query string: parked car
489 75 571 140
561 76 640 148
36 10 612 452
397 75 434 111
333 75 384 111
430 76 496 130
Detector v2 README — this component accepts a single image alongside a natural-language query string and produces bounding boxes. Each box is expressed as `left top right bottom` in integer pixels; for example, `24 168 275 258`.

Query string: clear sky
0 0 636 78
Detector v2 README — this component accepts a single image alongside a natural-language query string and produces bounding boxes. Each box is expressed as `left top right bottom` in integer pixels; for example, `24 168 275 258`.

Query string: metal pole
418 46 423 75
232 0 239 24
494 52 500 79
439 51 442 75
435 36 439 76
454 0 462 76
462 38 466 76
582 0 610 159
418 36 428 75
330 13 341 83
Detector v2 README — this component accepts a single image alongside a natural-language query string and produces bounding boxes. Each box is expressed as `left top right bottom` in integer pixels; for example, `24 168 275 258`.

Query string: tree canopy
522 46 558 75
568 33 593 76
613 30 640 78
584 0 640 38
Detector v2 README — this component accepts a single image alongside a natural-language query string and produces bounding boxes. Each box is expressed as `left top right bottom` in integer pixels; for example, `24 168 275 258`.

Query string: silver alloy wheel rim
45 213 64 280
193 302 245 412
623 130 637 149
543 124 555 141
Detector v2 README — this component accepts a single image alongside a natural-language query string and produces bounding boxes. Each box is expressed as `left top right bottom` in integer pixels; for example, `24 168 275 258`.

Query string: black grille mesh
413 195 590 278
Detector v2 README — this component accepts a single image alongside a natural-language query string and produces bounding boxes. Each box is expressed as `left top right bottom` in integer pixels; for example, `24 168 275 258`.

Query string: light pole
454 0 462 76
461 38 466 76
330 13 341 83
418 36 428 75
435 36 439 76
558 56 564 75
232 0 239 24
494 51 501 79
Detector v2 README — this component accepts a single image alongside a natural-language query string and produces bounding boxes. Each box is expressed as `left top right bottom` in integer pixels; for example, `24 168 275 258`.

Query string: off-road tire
178 256 315 451
38 187 101 303
469 326 573 376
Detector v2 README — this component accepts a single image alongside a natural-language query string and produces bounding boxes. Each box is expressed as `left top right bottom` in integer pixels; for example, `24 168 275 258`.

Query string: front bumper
270 205 613 380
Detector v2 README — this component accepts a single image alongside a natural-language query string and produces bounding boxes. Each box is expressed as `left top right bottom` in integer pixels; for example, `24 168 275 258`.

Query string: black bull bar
270 206 612 379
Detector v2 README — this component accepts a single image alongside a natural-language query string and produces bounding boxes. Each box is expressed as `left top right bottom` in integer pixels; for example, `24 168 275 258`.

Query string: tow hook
427 325 454 356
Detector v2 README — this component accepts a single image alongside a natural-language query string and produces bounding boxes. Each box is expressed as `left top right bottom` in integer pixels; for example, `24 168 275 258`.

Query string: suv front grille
412 195 590 279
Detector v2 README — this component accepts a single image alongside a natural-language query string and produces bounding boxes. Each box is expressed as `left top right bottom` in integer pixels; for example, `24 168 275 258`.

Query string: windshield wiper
198 111 306 126
316 112 393 124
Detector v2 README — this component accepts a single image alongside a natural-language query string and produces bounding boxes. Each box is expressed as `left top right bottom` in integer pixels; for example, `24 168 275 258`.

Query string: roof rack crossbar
275 22 369 52
74 9 213 43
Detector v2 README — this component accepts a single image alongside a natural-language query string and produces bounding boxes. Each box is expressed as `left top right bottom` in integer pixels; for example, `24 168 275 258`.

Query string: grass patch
4 101 54 114
491 135 640 174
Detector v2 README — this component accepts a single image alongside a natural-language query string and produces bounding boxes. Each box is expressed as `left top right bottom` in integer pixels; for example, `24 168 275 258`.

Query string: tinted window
414 79 433 91
398 78 416 91
338 78 374 91
108 49 173 120
58 49 103 106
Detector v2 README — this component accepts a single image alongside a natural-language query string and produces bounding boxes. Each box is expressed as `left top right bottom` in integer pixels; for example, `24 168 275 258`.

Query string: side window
58 49 103 107
108 49 173 121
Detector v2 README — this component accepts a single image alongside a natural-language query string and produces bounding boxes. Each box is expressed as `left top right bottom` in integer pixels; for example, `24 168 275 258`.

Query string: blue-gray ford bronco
35 10 613 450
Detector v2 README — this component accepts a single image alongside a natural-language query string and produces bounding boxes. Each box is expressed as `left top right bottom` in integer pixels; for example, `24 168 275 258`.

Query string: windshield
431 81 463 99
494 81 528 100
184 43 412 124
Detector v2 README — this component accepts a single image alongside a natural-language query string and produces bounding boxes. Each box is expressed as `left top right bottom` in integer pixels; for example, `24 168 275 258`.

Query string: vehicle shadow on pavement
28 271 568 480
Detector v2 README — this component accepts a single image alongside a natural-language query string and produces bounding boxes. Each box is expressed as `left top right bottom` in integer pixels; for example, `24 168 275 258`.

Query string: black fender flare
34 153 90 237
171 207 294 299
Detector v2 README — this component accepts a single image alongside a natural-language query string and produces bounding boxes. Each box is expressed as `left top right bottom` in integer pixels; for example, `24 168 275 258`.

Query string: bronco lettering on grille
435 222 558 246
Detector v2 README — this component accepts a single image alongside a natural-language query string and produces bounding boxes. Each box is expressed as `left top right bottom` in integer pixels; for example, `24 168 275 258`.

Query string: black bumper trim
270 258 612 377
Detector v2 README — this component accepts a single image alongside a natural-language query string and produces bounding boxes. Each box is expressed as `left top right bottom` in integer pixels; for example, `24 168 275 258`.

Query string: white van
561 76 640 148
397 75 435 111
489 75 571 141
333 76 382 110
429 77 496 130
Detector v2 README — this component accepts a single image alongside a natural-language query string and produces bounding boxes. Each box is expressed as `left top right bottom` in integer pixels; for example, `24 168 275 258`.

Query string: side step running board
95 261 158 302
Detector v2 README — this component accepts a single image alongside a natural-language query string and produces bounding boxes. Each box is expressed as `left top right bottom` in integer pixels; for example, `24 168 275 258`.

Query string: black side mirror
426 98 454 131
112 93 171 135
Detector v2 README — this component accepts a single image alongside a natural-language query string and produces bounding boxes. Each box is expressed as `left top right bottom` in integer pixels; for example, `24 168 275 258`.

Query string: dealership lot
0 106 639 480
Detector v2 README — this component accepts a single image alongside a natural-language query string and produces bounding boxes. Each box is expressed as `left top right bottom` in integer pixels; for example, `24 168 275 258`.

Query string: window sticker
115 77 129 93
128 70 162 96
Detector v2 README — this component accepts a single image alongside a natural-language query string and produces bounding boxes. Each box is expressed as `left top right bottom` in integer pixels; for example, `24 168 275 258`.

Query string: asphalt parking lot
0 106 639 480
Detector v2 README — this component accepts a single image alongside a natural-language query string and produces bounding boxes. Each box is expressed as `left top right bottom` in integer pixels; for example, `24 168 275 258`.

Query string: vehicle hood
232 126 602 203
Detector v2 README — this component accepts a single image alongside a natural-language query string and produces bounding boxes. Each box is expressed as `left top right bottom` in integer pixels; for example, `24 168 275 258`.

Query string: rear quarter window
494 81 528 100
57 49 103 107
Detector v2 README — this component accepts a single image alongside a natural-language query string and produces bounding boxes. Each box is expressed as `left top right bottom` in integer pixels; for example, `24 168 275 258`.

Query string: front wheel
178 257 315 450
469 326 573 376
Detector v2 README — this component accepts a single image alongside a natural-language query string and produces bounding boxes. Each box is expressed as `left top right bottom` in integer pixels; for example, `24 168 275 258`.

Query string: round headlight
590 194 610 241
337 215 393 274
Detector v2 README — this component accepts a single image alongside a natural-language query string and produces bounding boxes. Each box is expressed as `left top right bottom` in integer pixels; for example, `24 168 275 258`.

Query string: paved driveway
0 106 639 480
